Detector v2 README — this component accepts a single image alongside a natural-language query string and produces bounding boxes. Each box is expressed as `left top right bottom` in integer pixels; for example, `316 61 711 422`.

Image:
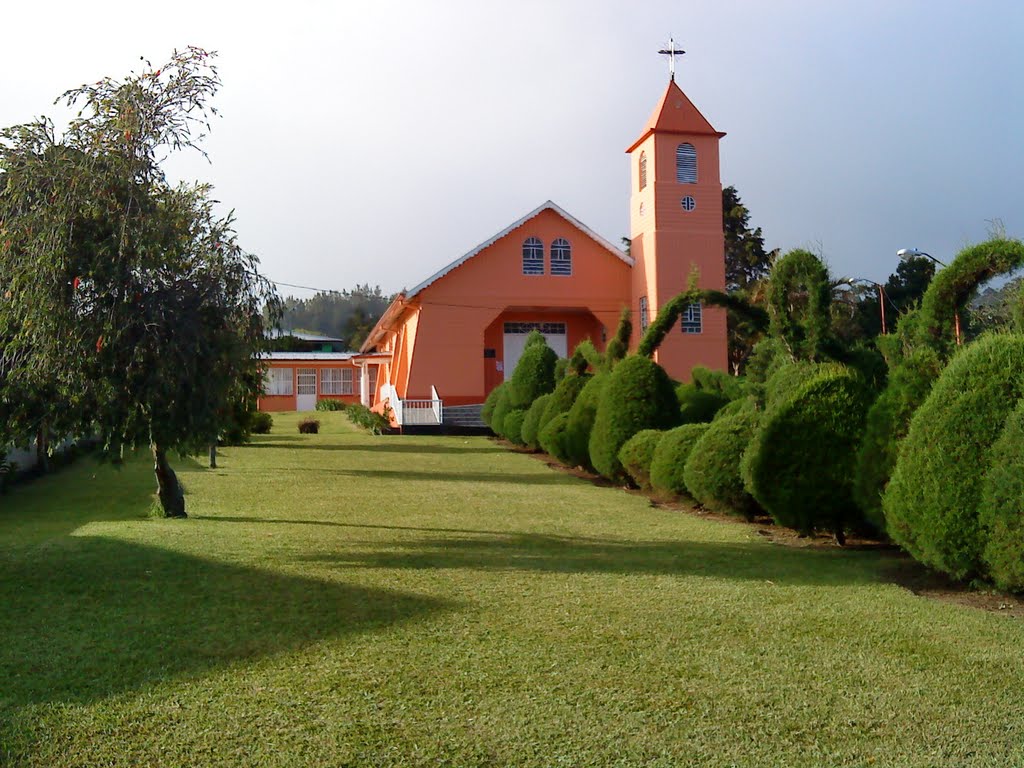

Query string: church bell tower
627 40 728 380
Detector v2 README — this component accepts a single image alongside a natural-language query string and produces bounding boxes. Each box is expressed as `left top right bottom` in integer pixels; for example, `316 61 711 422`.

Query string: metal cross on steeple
658 37 685 81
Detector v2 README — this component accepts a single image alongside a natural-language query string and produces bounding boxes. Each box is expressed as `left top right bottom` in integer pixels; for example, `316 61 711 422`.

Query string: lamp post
843 277 889 335
897 247 960 346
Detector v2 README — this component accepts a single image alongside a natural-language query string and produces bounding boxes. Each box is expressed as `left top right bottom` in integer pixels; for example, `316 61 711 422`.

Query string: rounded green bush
502 409 528 446
650 423 711 498
541 373 590 430
249 411 273 434
683 400 761 518
617 429 664 490
481 382 506 429
520 393 552 451
509 336 557 408
676 384 729 424
563 372 609 469
690 366 746 401
490 386 514 438
884 334 1024 580
538 411 571 463
589 355 681 482
979 401 1024 590
853 348 941 533
742 365 870 537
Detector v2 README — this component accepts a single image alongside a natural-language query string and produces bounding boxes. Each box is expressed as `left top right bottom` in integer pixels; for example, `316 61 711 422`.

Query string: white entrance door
296 368 317 411
502 322 568 381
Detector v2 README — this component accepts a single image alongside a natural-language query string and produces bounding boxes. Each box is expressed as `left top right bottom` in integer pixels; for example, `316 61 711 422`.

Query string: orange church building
259 68 728 422
356 72 728 425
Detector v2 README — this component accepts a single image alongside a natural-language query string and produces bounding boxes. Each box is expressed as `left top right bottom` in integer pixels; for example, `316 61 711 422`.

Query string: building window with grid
522 237 544 275
676 143 697 183
550 238 572 276
320 368 343 395
341 368 354 395
639 151 647 190
296 368 317 395
681 302 702 334
639 296 649 333
265 367 293 396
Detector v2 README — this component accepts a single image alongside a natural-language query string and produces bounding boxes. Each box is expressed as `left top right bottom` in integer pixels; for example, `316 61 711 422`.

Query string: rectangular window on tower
639 296 649 333
681 302 702 334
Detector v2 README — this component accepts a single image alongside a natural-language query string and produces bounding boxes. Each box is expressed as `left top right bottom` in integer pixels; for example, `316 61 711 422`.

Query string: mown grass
1 411 1023 766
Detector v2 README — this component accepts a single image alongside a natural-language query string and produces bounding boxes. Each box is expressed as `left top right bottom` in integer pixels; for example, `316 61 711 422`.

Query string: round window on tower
681 196 696 212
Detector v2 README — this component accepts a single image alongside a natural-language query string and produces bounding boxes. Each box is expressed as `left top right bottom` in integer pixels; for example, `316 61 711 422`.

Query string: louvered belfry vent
676 143 697 183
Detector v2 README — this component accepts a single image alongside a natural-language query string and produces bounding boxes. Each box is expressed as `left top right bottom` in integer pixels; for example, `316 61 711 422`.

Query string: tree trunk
209 443 217 469
153 444 186 518
36 422 50 474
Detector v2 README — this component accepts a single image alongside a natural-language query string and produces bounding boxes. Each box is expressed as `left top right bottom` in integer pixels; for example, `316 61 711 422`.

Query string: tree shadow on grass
299 530 884 588
245 440 505 455
0 536 453 714
251 467 581 485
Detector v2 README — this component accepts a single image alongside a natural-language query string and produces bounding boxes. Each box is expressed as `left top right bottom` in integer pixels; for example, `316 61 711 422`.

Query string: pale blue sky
3 0 1022 295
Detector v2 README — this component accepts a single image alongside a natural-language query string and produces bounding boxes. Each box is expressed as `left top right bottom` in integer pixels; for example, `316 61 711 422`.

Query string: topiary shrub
883 334 1024 580
741 365 870 539
650 423 711 499
481 382 506 429
979 400 1024 591
563 372 609 469
490 386 514 438
250 411 273 434
539 412 571 463
589 355 681 482
508 334 557 408
298 417 320 434
766 249 833 361
617 429 664 490
502 409 528 446
541 373 590 428
683 400 761 519
520 393 552 451
676 384 729 424
853 347 942 533
690 366 746 401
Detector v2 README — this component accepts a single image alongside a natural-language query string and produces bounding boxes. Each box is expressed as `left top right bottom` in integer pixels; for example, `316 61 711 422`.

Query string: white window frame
296 368 317 396
639 151 647 190
522 237 544 276
341 368 354 395
550 238 572 276
265 367 294 396
321 368 343 395
681 302 703 334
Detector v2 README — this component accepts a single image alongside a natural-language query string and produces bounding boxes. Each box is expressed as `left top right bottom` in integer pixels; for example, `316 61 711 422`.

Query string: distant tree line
275 285 393 351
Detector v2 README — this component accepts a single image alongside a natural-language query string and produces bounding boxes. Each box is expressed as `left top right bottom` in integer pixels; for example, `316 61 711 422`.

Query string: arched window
522 237 544 275
639 151 647 190
676 143 697 183
550 238 572 276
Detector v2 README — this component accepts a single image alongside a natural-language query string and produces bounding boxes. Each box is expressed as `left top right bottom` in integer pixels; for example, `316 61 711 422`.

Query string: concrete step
443 404 486 428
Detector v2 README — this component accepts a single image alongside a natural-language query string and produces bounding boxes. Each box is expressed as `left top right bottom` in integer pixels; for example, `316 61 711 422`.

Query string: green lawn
2 412 1023 767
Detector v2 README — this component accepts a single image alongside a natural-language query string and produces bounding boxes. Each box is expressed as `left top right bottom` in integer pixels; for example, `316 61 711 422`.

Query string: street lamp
897 247 960 346
842 277 890 335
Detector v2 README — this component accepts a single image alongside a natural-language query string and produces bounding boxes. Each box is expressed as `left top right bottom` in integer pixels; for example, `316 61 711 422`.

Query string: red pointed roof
626 78 725 153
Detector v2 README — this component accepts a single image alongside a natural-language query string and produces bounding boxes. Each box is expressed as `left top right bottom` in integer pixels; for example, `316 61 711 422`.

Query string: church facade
354 74 729 415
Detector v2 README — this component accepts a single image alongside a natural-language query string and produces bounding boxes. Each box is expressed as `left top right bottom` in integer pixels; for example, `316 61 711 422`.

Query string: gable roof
404 200 633 300
626 79 725 153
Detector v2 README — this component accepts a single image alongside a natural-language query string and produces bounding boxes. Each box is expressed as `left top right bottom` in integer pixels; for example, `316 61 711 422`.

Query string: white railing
380 383 443 426
431 385 443 424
